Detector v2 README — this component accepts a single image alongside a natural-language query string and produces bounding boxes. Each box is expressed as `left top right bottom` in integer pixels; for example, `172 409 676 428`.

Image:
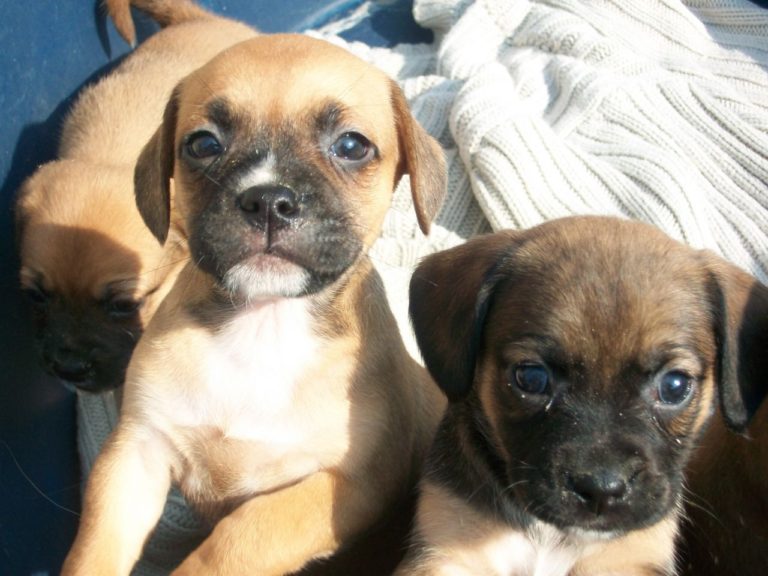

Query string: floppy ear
707 254 768 432
134 86 180 244
390 81 446 235
409 232 517 401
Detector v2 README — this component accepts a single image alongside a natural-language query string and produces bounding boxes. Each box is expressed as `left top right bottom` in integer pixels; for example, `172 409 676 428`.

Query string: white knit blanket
77 1 768 573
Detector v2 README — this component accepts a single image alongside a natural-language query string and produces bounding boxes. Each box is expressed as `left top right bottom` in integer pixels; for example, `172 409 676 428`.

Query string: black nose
48 350 93 383
238 185 300 226
567 470 628 513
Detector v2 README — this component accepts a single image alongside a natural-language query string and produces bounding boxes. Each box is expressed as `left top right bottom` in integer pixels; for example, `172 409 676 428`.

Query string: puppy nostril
238 185 299 223
275 198 295 216
238 190 260 213
567 472 627 510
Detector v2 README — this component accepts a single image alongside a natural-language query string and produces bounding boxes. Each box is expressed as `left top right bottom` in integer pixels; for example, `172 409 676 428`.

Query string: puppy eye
657 370 694 405
105 298 143 319
330 132 373 163
22 285 49 306
513 364 550 395
185 131 223 160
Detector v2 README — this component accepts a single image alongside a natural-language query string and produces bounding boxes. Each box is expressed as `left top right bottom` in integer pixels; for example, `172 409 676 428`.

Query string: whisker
1 441 80 517
140 255 192 277
680 482 722 526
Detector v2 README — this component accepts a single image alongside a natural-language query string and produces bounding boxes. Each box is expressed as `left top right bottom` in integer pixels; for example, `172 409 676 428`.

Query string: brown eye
105 298 143 319
657 371 693 405
512 364 550 395
23 285 49 306
185 131 223 160
330 132 373 162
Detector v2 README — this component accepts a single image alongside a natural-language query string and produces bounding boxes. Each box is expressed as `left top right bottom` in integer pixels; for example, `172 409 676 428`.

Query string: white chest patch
146 298 352 501
469 521 590 576
199 298 317 436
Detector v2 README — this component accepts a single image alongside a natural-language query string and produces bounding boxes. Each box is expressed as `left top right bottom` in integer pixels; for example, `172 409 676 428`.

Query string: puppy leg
62 424 172 576
172 471 377 576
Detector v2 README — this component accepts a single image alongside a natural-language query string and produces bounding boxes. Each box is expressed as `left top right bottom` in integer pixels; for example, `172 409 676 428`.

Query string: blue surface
0 2 430 574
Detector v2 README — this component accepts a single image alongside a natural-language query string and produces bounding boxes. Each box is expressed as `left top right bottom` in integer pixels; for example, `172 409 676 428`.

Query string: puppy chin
222 257 310 302
561 525 621 543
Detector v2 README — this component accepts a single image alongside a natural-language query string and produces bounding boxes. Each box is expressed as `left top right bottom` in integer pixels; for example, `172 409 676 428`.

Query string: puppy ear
134 87 179 244
409 232 516 401
707 255 768 432
390 81 446 236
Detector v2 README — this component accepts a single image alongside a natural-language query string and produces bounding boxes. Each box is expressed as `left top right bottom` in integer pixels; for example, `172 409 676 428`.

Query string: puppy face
135 34 445 302
15 160 186 391
410 216 768 536
474 243 715 533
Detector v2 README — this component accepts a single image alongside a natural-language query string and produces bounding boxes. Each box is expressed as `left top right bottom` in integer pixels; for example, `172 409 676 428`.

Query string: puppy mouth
221 251 311 299
518 480 671 534
38 338 131 393
44 362 125 393
196 222 362 299
505 461 672 535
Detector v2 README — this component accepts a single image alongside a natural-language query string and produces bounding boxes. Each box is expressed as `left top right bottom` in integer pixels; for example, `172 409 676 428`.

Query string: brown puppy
398 216 768 575
61 33 447 576
680 397 768 573
14 0 255 391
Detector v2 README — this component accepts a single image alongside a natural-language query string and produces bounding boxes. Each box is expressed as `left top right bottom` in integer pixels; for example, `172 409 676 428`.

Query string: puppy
61 32 447 576
398 215 768 575
679 397 768 574
14 0 256 391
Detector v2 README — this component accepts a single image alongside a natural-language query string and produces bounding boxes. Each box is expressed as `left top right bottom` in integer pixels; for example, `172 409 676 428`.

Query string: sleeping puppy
62 33 447 576
14 0 256 392
398 216 768 575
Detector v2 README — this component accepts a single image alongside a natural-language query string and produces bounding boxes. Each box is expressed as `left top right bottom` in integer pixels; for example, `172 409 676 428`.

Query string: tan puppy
398 216 768 575
680 400 768 574
62 33 448 576
14 0 255 392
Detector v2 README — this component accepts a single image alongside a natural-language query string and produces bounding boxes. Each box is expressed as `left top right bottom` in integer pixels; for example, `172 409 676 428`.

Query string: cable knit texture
77 1 768 573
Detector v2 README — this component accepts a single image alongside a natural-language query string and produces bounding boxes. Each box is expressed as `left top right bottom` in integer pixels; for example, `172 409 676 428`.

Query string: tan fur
105 0 213 46
14 1 257 390
401 484 677 576
62 31 447 576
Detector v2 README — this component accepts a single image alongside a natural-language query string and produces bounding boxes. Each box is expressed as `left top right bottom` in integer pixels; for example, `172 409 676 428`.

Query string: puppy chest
164 301 352 501
433 523 584 576
174 422 336 510
481 531 580 576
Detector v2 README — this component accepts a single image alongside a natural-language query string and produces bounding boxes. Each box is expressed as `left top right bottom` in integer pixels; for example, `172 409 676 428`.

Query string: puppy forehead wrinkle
316 102 344 132
205 97 238 132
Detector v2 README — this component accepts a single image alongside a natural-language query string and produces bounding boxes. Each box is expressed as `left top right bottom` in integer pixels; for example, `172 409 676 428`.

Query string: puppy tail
104 0 213 47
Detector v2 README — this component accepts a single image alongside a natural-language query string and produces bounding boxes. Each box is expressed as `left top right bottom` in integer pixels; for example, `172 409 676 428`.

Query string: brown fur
678 252 768 575
398 216 768 575
14 0 256 391
62 32 447 576
680 400 768 574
